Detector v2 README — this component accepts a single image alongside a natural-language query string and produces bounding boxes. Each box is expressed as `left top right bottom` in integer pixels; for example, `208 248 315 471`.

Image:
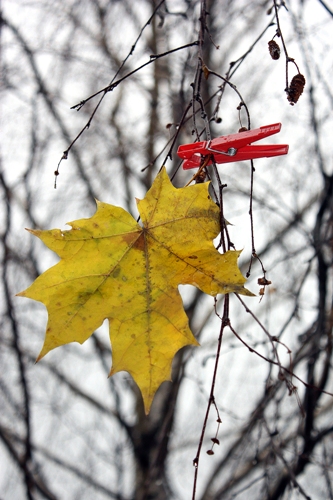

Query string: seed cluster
286 74 306 106
268 40 281 60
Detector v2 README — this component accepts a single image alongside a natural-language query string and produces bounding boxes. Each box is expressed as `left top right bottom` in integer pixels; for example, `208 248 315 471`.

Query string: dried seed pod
258 277 272 286
286 73 306 105
202 64 210 80
268 40 280 60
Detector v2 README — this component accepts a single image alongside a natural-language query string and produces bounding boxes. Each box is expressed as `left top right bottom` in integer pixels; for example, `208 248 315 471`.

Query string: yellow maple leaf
17 167 253 412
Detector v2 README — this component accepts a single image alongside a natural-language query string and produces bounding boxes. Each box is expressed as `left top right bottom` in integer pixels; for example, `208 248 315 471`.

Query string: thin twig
192 296 230 500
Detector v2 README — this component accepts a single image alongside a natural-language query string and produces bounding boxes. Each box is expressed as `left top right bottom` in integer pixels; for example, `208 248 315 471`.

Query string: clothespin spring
205 140 237 157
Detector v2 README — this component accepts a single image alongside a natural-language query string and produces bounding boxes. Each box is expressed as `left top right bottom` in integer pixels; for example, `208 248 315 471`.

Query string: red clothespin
177 123 289 170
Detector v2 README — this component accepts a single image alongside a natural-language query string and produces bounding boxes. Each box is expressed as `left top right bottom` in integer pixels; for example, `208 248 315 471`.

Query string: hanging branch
272 0 306 105
192 295 230 500
54 40 198 186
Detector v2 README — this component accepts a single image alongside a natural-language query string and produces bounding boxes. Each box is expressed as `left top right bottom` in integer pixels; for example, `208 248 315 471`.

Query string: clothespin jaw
177 123 289 170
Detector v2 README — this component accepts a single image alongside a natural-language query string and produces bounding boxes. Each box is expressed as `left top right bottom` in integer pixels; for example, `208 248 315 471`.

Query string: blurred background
1 1 332 499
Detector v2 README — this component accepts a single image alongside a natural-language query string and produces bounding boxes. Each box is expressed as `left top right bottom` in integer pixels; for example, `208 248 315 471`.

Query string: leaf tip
239 287 256 297
108 368 152 414
36 347 48 363
26 228 42 237
35 353 43 363
142 394 154 415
